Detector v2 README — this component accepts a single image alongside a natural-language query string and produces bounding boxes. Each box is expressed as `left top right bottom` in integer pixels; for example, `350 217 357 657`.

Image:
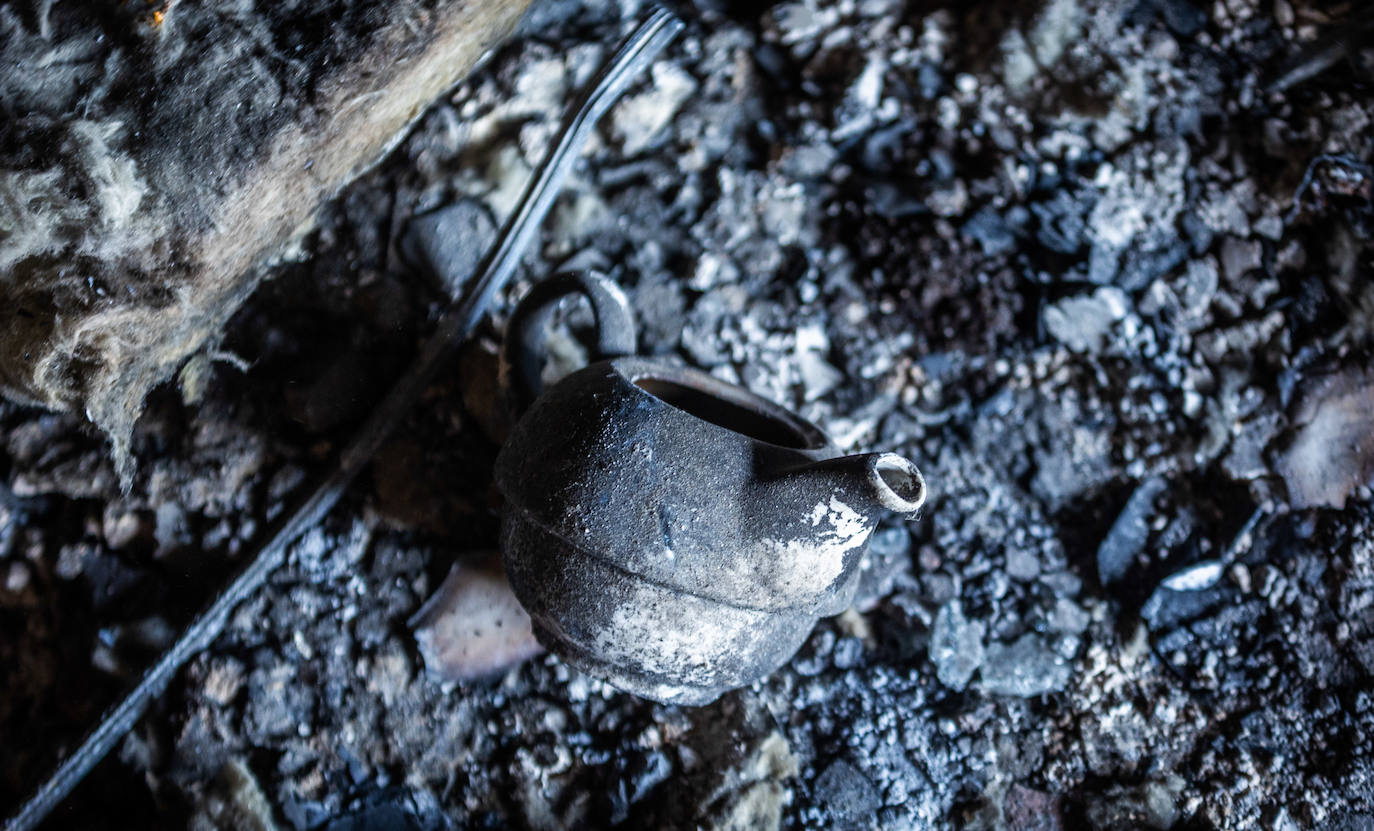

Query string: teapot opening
632 375 825 449
871 453 927 513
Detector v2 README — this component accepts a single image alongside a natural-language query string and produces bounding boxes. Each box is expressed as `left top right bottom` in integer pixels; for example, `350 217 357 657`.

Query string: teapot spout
749 451 926 616
773 451 927 521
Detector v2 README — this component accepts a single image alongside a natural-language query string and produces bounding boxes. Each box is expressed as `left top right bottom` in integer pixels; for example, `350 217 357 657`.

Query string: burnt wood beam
0 0 531 481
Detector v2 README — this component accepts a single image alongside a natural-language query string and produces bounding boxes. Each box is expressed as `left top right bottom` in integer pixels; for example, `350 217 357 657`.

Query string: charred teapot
494 273 926 705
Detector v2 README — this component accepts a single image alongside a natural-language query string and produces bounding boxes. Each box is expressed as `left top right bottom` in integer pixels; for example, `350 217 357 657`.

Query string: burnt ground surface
3 0 1374 828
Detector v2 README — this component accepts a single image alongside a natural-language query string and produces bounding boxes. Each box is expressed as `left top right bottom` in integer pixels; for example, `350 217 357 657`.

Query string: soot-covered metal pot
494 273 926 705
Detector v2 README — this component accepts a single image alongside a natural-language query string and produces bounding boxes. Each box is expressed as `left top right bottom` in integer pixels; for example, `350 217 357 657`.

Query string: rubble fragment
4 0 1374 827
1159 560 1223 592
981 634 1072 698
189 759 278 831
408 554 542 683
813 759 880 830
929 601 985 691
1275 368 1374 510
1097 477 1168 586
1042 288 1131 354
610 63 698 155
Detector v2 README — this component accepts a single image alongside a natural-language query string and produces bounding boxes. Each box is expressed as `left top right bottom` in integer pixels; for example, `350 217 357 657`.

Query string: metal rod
6 10 681 829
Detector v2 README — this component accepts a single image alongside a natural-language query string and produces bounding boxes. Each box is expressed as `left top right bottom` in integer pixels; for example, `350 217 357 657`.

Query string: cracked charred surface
0 0 529 482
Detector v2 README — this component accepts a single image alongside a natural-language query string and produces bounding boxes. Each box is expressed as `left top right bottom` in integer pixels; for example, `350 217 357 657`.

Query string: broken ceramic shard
1274 366 1374 510
493 273 927 705
409 553 543 683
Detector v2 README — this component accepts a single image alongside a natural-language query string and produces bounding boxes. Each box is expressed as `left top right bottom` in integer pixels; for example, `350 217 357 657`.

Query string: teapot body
495 356 917 704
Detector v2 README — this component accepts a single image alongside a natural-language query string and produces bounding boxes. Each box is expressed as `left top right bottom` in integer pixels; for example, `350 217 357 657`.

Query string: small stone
154 501 192 555
244 661 312 741
961 207 1020 256
696 729 797 831
926 179 968 218
609 62 697 155
980 634 1072 697
796 348 844 402
854 525 912 611
1083 775 1184 831
832 637 865 670
1029 405 1116 509
1047 597 1090 635
916 546 942 572
771 2 833 45
190 759 277 831
1043 287 1129 353
1219 236 1263 282
1005 548 1040 581
1003 784 1064 831
921 572 956 607
1159 560 1223 592
1254 215 1283 239
814 759 880 831
1097 477 1168 586
1022 0 1077 69
833 57 887 140
1117 239 1189 292
102 508 146 549
929 601 985 691
474 143 532 219
55 542 94 580
1001 29 1039 93
1030 190 1090 255
781 143 840 181
204 657 246 707
4 560 30 593
400 199 496 297
1275 367 1374 509
129 616 175 651
1040 571 1082 597
1174 258 1218 327
1140 581 1236 636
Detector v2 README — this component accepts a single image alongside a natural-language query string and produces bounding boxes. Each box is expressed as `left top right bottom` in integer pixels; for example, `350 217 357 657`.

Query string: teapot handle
501 271 637 414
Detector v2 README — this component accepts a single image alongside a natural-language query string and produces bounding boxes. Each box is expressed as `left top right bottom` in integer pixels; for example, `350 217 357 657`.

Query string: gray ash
4 0 1374 828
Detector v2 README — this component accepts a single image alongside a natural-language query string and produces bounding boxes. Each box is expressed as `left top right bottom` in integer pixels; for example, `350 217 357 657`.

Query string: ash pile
3 0 1374 829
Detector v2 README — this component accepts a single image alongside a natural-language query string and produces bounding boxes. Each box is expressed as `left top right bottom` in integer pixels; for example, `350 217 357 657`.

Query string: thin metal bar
6 10 681 829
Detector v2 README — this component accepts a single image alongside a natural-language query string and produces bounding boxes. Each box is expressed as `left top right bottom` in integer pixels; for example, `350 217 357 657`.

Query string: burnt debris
3 0 1374 829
